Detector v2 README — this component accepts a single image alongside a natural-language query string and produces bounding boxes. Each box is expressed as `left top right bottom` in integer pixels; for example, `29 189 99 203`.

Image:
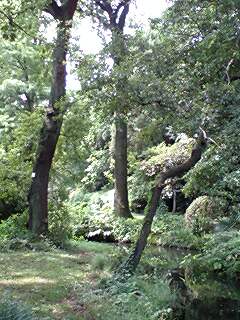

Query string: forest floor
0 241 119 319
1 237 240 319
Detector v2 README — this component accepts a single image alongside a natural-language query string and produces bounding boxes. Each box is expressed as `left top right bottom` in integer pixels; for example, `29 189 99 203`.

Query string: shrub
0 211 29 240
182 231 240 280
0 211 58 251
48 203 72 247
185 196 227 235
183 116 240 221
70 200 202 249
0 298 35 320
92 253 108 270
151 214 202 249
185 196 215 235
71 204 142 243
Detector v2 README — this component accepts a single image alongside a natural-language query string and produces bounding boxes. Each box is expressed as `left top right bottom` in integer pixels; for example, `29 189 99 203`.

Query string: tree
94 0 133 218
0 1 52 220
117 129 208 275
28 0 78 235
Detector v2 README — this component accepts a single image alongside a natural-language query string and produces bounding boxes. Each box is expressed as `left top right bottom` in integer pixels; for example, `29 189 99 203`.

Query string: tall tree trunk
112 29 132 219
114 111 131 217
28 1 78 235
116 129 208 275
94 0 132 218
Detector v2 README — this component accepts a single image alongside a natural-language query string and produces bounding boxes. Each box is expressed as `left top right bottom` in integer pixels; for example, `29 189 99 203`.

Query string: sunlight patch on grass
0 242 117 319
0 277 55 285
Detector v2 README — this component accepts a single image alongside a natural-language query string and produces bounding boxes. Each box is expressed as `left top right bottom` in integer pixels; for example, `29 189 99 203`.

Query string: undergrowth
0 296 36 320
76 275 176 320
182 231 240 282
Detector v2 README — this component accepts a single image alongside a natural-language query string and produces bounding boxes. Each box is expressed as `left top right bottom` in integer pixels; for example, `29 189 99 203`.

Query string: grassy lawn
0 242 116 319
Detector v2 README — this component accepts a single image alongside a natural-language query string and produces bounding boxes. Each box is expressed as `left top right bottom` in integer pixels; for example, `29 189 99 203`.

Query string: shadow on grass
0 249 103 319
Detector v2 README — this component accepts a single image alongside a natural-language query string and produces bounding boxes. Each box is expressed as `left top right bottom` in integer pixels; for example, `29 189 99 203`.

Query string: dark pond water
185 298 240 320
133 245 240 320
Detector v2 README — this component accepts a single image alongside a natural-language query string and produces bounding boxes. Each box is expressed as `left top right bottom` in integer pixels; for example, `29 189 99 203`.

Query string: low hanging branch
116 128 209 276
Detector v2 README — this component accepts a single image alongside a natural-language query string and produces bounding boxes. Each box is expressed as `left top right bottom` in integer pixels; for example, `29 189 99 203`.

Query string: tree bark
116 129 208 275
28 0 78 235
113 111 131 217
95 0 132 218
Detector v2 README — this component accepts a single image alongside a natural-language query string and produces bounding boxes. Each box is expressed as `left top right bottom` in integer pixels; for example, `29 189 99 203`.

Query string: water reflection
141 245 240 320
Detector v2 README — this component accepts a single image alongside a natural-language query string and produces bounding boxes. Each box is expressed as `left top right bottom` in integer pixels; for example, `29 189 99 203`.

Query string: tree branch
115 0 129 15
0 9 34 38
45 0 79 20
117 1 129 31
95 0 131 31
95 0 113 16
44 0 64 20
115 128 209 276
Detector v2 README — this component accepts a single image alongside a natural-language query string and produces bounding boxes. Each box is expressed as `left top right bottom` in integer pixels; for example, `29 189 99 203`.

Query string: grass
0 242 117 319
0 240 176 320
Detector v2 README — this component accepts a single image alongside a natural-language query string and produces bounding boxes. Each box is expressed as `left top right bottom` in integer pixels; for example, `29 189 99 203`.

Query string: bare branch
199 126 207 140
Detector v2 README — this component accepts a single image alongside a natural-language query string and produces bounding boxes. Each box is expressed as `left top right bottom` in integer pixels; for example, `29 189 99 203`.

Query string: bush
182 231 240 280
183 116 240 221
71 203 142 243
0 211 29 240
70 199 202 249
185 196 228 235
185 196 215 235
92 253 108 270
0 211 58 251
151 214 203 249
0 298 35 320
48 203 72 247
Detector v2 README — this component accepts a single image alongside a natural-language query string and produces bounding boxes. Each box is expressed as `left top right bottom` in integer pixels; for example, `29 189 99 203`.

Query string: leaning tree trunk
116 129 208 275
28 1 78 235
